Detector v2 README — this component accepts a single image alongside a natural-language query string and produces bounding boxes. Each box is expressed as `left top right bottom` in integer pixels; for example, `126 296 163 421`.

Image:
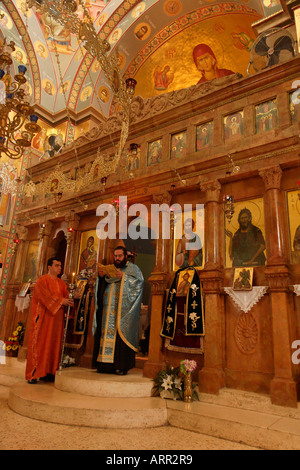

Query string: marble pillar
143 192 171 378
198 180 225 394
259 166 299 407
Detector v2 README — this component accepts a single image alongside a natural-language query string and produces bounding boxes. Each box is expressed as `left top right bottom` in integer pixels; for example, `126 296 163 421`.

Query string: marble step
55 367 154 398
0 358 25 386
8 381 168 429
167 399 300 450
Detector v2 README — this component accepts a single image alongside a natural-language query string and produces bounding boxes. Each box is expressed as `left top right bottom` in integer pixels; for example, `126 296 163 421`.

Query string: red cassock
25 275 68 381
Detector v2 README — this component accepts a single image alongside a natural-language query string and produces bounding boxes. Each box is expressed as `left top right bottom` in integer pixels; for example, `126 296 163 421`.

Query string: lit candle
72 272 75 283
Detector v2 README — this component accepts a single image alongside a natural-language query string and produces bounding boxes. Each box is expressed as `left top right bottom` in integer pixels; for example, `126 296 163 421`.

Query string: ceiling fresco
0 0 287 121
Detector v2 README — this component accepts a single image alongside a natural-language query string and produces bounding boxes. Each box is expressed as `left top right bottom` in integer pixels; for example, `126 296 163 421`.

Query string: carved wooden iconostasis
1 0 300 407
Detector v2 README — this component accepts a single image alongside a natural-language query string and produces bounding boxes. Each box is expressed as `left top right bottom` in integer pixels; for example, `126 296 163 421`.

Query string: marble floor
0 385 257 451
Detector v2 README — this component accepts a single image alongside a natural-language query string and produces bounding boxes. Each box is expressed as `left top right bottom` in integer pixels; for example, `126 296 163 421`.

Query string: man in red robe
25 258 73 384
193 44 235 84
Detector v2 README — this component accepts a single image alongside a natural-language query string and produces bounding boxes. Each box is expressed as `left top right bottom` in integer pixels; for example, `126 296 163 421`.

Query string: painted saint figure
226 208 266 267
293 225 300 251
193 43 235 84
177 271 191 296
79 236 97 272
153 65 174 91
175 218 203 268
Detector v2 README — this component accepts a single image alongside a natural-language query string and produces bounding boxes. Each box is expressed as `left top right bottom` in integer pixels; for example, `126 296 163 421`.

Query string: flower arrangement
152 361 199 401
152 365 183 400
5 322 25 354
62 354 76 368
180 359 197 374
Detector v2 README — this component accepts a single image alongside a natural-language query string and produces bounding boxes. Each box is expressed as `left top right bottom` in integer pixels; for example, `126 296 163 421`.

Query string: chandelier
0 37 41 160
26 0 137 170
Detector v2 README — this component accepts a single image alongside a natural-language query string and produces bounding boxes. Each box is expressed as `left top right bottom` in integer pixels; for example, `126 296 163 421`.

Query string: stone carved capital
200 268 224 293
259 165 282 190
16 224 28 241
148 272 170 295
65 211 80 230
200 179 221 203
264 265 291 292
39 220 53 238
152 191 172 206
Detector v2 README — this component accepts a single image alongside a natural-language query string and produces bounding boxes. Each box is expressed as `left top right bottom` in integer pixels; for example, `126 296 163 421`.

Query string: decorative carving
265 265 291 292
64 76 243 149
148 272 170 295
200 180 221 203
259 166 282 190
200 269 223 294
152 192 172 206
65 211 80 230
235 312 258 354
16 225 28 241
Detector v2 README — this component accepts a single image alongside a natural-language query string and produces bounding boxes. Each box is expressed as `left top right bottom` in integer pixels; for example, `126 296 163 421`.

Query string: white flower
161 375 173 390
174 377 182 390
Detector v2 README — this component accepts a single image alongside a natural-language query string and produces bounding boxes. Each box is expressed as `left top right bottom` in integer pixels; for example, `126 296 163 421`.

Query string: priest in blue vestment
92 246 144 375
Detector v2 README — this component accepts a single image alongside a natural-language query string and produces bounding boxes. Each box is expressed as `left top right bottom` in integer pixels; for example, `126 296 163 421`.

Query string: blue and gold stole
161 267 204 340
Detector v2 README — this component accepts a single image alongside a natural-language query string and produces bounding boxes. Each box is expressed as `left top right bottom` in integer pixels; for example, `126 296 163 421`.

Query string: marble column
198 180 225 394
259 165 299 407
143 192 171 378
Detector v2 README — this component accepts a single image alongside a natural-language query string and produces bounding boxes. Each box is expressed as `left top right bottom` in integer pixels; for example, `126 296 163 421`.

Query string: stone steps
55 366 153 397
8 381 168 429
167 399 300 450
1 363 300 448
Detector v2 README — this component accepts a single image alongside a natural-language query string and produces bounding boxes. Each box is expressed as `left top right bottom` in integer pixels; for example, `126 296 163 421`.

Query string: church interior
1 0 300 450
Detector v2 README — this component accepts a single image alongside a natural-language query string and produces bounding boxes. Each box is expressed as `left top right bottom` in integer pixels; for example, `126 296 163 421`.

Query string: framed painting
233 267 254 290
170 131 187 159
287 189 300 264
147 139 162 166
23 240 40 282
172 206 204 271
127 146 141 171
255 100 278 133
289 88 300 123
77 230 99 274
224 111 243 141
176 269 194 296
196 121 213 151
225 198 266 268
18 282 31 297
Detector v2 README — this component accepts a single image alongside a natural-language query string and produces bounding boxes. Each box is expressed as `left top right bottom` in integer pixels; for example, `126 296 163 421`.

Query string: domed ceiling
0 0 283 121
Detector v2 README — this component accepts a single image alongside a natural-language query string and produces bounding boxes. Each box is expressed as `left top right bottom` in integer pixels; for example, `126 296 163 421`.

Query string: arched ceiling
0 0 283 119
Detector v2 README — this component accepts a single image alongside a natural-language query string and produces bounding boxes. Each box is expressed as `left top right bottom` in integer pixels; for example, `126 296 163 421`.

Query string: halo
227 200 263 232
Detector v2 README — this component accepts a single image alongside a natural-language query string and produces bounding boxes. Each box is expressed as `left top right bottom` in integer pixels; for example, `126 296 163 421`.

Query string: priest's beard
114 258 127 268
